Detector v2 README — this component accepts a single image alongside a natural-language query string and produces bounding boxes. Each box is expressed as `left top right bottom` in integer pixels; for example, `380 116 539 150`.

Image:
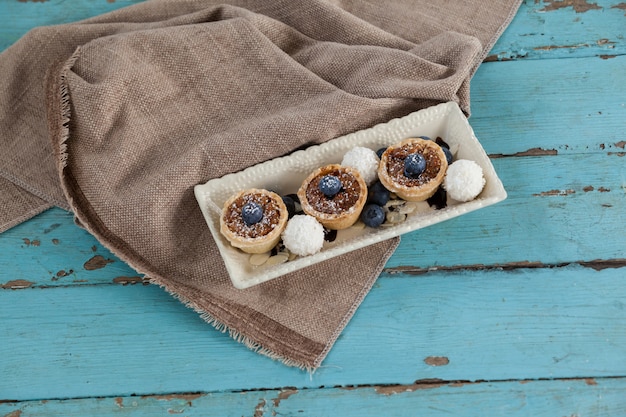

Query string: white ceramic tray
195 102 507 289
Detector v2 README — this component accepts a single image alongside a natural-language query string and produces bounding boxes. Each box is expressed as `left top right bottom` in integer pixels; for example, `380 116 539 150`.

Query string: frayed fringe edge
57 47 82 169
149 276 316 373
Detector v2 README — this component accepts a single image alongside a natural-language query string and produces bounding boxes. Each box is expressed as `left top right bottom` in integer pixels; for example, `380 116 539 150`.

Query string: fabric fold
1 0 522 369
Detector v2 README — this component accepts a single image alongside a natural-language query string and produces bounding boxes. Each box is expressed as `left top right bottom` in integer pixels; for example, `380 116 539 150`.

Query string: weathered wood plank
0 209 139 289
490 0 626 61
0 0 145 51
2 377 625 416
2 265 625 400
470 55 626 157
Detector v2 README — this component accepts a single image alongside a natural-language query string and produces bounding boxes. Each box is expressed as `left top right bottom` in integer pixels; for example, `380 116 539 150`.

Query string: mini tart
378 138 448 201
220 188 288 254
297 164 367 230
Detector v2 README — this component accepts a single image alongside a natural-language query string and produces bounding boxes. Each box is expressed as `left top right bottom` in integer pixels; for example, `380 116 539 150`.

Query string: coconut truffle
341 146 380 185
281 214 325 256
443 159 486 202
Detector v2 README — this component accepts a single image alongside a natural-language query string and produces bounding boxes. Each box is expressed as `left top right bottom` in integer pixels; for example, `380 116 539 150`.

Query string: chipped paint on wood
42 224 61 234
612 3 626 15
253 398 266 417
533 189 576 196
424 356 450 366
1 279 34 289
374 379 448 395
83 255 114 270
490 147 558 158
534 43 590 51
272 389 298 407
386 259 626 275
148 393 204 402
113 276 146 285
579 259 626 271
52 269 73 281
539 0 602 13
21 238 40 247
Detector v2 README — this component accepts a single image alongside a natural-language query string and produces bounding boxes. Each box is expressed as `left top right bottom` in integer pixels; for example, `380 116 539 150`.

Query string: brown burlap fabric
0 0 521 369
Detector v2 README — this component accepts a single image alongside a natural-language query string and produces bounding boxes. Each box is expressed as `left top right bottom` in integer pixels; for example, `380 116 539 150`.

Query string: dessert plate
194 102 507 289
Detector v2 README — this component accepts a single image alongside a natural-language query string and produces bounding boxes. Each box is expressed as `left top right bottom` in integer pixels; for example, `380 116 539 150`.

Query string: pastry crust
378 138 448 201
220 188 288 254
298 164 367 230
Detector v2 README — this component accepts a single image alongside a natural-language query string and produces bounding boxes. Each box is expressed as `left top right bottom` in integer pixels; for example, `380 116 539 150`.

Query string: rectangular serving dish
194 102 507 289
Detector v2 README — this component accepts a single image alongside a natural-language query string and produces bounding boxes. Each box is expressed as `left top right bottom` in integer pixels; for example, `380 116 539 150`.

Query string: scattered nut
249 252 271 266
265 252 289 266
386 211 406 224
351 221 366 230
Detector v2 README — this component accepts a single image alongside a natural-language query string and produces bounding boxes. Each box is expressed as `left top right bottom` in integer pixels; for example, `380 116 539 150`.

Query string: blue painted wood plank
490 0 626 60
2 265 625 400
0 209 138 288
470 55 626 157
1 377 625 416
0 0 146 51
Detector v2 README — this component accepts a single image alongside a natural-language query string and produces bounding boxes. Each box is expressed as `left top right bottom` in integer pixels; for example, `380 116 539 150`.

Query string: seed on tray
265 252 289 266
249 252 271 266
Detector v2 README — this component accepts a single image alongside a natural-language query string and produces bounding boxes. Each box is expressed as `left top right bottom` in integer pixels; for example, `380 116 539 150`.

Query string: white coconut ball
281 215 325 256
341 146 380 185
443 159 486 202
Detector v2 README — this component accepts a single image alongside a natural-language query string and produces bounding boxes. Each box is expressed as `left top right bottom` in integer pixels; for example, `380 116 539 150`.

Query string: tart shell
297 164 367 230
220 188 288 254
378 138 448 201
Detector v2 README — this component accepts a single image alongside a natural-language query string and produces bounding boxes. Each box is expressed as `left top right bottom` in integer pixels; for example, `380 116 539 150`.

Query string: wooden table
2 1 625 415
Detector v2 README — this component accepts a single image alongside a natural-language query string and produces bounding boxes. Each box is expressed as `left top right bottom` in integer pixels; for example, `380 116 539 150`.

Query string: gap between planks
2 259 626 289
0 375 620 405
385 258 626 276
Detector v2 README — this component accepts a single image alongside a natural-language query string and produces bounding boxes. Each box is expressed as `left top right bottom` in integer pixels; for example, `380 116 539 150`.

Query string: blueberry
376 147 388 159
403 153 426 178
319 175 342 198
323 228 337 242
360 204 386 228
241 201 263 226
435 137 450 148
284 193 300 204
368 181 390 206
441 146 453 165
427 187 447 210
281 195 296 218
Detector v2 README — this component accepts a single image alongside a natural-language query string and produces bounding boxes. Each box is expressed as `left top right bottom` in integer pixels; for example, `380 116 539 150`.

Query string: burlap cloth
0 0 521 369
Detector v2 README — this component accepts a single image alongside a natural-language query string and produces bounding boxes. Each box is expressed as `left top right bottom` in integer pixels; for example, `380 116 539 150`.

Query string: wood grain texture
1 0 625 414
2 265 625 400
